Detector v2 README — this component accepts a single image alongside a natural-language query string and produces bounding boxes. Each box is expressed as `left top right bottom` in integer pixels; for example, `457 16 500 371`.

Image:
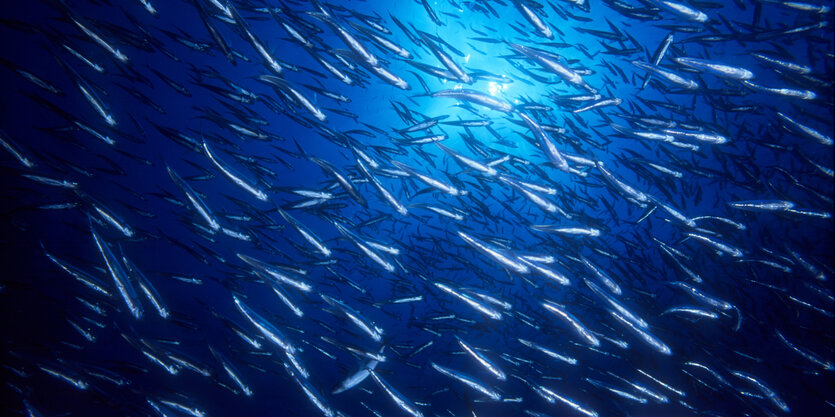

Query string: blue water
1 0 833 416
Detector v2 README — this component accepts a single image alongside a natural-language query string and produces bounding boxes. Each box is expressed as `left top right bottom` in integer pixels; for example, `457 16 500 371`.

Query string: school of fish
0 0 832 416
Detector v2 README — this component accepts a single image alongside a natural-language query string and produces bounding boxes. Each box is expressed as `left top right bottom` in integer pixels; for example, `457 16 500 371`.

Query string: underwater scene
0 0 833 416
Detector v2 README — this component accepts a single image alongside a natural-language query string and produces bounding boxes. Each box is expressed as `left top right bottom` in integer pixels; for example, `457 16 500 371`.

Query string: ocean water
0 0 833 416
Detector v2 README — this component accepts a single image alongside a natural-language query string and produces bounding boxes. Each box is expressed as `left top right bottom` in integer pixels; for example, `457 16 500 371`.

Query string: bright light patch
464 54 471 63
488 81 506 96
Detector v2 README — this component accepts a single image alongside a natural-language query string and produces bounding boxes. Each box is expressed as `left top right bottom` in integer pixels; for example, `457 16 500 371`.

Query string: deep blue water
0 0 833 416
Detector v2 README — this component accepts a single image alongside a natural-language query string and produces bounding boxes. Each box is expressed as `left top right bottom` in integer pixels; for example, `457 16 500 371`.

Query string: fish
541 301 601 347
369 368 423 417
66 13 129 63
89 223 143 320
258 75 327 122
209 345 253 397
232 295 297 355
332 347 384 394
202 140 268 201
456 336 506 380
430 362 502 400
430 89 514 113
674 57 754 80
166 167 221 231
512 0 553 39
278 208 333 257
